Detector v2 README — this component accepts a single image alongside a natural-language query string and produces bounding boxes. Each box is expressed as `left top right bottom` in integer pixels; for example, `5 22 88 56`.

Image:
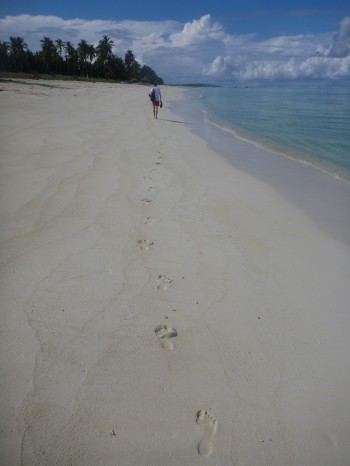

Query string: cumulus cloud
212 55 350 81
0 13 349 81
327 16 350 57
170 14 225 46
204 15 350 81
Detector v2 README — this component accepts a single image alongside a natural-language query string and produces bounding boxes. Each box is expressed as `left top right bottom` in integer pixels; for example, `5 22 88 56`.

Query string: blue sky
0 1 349 82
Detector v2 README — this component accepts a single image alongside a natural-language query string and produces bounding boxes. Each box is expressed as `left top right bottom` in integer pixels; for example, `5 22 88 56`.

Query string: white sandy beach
0 78 349 465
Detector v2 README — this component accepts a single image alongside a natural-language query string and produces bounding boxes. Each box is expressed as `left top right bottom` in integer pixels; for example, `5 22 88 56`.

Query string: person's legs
153 101 159 118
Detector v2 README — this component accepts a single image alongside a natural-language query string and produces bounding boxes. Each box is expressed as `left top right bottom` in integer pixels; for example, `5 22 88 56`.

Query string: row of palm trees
0 35 163 83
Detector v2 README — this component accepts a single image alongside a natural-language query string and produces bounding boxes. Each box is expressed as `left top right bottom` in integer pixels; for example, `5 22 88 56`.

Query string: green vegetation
0 35 163 84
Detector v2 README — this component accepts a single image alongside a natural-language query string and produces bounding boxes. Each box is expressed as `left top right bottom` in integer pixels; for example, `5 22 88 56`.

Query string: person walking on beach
149 83 162 119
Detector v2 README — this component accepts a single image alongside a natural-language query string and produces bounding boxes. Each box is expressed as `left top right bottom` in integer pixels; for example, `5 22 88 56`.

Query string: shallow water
169 82 350 245
185 82 350 182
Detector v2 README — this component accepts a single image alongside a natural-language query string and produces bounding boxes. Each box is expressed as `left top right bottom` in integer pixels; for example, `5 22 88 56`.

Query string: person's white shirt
150 86 161 102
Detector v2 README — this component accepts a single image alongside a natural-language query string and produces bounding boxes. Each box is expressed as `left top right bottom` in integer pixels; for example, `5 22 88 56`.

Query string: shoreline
170 90 350 246
177 85 350 184
1 79 349 465
203 114 350 184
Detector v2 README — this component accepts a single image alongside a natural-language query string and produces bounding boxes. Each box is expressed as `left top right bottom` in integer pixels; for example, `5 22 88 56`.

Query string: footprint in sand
157 274 173 291
137 239 154 250
145 216 160 225
196 409 218 458
155 324 177 351
141 198 152 205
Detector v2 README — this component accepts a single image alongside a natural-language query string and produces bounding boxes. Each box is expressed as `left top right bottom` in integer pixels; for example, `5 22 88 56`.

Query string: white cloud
327 16 350 57
0 13 349 81
204 15 350 81
169 14 225 46
224 56 350 81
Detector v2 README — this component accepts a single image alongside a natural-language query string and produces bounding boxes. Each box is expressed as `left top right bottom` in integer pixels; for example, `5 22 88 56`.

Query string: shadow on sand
0 78 67 90
158 118 186 124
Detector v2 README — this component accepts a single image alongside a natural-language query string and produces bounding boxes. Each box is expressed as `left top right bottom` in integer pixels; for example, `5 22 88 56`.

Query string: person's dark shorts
152 101 159 107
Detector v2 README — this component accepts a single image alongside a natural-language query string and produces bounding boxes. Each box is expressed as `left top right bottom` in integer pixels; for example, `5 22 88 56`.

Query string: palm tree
87 44 96 78
96 35 114 63
64 41 76 76
77 39 90 77
9 36 28 72
0 40 10 72
96 35 114 77
124 49 140 81
40 36 56 73
55 38 65 75
1 33 163 83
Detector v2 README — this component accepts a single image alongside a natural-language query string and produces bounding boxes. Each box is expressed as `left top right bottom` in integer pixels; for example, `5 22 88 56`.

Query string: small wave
196 85 350 183
202 115 350 184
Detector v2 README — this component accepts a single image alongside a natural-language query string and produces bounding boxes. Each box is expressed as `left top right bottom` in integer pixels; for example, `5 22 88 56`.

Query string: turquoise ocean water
177 82 350 182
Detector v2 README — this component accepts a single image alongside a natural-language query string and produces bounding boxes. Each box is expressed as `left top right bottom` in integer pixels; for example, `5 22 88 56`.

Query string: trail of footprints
140 154 218 458
154 323 218 456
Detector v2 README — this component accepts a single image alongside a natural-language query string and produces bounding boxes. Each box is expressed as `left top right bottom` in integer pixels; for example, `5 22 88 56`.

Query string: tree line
0 35 163 83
